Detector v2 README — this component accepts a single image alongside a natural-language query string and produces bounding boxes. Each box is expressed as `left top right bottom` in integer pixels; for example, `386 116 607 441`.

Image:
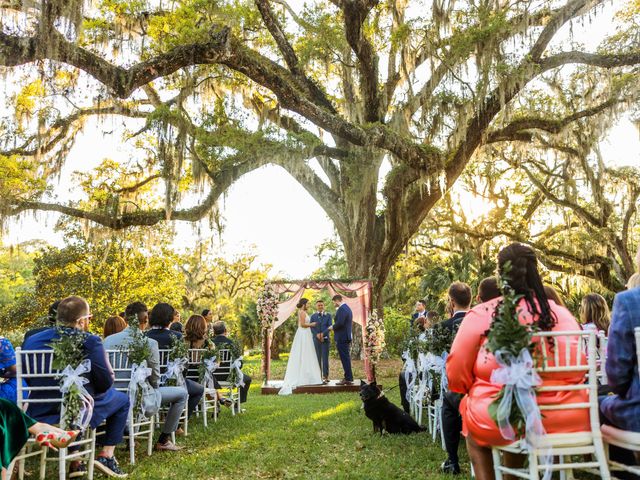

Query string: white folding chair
15 348 97 480
492 330 610 480
106 350 155 464
216 349 242 415
186 349 218 427
157 349 189 437
601 326 640 478
597 331 608 385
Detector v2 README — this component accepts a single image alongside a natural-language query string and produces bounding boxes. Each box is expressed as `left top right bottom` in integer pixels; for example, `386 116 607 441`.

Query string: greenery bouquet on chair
199 343 220 390
50 328 94 431
123 315 158 421
485 266 542 443
163 335 189 387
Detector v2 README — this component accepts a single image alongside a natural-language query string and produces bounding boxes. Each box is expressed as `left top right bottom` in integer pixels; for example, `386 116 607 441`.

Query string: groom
320 294 353 385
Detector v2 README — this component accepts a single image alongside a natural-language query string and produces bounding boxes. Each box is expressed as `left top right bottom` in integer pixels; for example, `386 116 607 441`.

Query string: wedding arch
257 280 378 385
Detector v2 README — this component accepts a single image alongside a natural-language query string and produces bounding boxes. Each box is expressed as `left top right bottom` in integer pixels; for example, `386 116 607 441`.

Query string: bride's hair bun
296 298 309 309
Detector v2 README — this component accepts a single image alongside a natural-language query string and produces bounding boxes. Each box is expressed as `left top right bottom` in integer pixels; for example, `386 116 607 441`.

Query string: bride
278 298 323 395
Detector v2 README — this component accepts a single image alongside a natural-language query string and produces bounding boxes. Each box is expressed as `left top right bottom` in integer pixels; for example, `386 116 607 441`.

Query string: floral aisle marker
364 309 385 381
257 282 279 382
485 265 551 479
162 335 188 387
122 315 156 421
199 342 220 390
49 328 94 431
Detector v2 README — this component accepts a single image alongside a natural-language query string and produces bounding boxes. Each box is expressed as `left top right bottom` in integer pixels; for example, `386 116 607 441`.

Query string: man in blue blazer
322 294 353 385
310 300 332 383
22 296 129 478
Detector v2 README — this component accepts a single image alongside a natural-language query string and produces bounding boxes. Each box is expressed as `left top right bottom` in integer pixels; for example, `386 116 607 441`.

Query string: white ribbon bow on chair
230 357 245 388
59 359 94 431
491 348 551 480
128 361 152 420
402 351 417 404
203 357 219 390
161 358 188 387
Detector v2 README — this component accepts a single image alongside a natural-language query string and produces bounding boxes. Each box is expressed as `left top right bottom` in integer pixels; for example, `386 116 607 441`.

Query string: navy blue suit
22 327 129 446
310 312 332 379
325 303 353 382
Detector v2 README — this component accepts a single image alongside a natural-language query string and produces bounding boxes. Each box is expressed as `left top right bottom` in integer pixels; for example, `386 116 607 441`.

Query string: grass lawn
123 357 471 479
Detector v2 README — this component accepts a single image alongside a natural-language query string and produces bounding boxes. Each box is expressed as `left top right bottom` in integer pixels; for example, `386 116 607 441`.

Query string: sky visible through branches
1 1 639 278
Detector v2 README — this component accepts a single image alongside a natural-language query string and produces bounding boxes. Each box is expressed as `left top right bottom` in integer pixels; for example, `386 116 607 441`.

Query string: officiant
310 300 332 383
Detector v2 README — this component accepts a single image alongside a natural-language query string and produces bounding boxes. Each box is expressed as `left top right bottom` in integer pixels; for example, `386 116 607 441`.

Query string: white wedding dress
278 313 323 395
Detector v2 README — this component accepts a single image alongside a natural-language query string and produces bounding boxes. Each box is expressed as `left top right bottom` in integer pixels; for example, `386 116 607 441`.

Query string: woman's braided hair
497 243 557 332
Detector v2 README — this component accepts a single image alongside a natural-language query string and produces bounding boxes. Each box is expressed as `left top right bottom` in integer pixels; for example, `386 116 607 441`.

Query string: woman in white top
278 298 323 395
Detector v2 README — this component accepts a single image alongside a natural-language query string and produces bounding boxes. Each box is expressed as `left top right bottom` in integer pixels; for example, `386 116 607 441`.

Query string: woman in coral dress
446 243 590 479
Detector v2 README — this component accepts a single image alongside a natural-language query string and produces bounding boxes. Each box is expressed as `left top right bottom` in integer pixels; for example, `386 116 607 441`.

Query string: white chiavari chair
106 349 155 464
492 330 610 480
15 348 97 480
601 326 640 478
186 349 218 427
157 349 189 438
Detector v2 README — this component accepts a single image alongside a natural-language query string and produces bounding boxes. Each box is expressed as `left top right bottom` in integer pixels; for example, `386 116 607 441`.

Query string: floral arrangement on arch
365 309 385 369
257 282 279 331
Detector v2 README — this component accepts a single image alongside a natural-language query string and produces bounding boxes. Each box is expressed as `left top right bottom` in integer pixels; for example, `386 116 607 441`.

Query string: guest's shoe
36 430 79 450
220 398 233 408
94 456 127 478
175 427 185 436
440 459 461 475
322 379 329 385
155 440 183 452
68 461 87 478
336 379 354 386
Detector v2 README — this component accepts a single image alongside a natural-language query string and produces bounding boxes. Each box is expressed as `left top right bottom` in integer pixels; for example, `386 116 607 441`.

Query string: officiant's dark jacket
310 312 332 340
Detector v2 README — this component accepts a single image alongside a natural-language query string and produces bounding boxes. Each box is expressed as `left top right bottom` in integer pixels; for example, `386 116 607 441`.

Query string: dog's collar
376 391 385 400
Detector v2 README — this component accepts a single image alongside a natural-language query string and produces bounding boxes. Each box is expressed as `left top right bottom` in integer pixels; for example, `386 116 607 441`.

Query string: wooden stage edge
261 380 381 395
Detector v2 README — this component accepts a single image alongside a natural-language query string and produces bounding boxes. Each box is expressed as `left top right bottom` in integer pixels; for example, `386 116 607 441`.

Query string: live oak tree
0 0 639 308
415 70 640 293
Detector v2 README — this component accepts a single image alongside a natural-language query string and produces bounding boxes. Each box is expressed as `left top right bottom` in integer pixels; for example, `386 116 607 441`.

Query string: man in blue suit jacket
322 294 353 385
310 300 332 382
22 296 129 478
601 286 640 431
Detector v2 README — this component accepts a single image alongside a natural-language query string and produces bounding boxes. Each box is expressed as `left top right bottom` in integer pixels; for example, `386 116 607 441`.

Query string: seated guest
600 278 640 474
426 310 440 328
202 309 213 323
437 281 472 475
185 315 213 350
411 300 428 331
476 276 501 304
0 398 78 480
22 296 129 478
447 244 589 480
0 337 25 403
169 322 184 334
211 321 252 403
103 315 126 339
103 302 187 452
544 285 566 307
580 293 610 333
146 303 204 418
22 300 59 344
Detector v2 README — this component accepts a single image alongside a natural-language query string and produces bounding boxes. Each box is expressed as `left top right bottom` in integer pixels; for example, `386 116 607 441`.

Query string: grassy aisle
128 358 471 479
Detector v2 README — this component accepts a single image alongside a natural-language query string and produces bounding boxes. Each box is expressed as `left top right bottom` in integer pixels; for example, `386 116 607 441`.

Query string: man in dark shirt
211 321 252 403
438 282 472 475
22 296 129 478
146 303 204 418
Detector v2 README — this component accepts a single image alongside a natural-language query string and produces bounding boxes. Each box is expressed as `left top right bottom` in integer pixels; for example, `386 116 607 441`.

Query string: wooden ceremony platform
261 380 366 395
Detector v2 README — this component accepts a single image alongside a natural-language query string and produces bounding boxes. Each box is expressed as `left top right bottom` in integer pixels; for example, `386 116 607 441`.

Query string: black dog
360 380 425 434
